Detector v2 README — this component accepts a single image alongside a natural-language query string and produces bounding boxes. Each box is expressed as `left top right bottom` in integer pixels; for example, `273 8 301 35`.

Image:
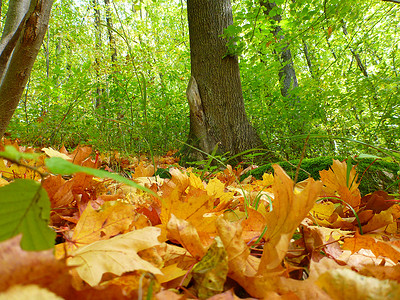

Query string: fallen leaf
343 232 400 264
0 284 64 300
67 226 162 286
0 235 73 298
166 214 207 259
316 268 400 299
192 237 228 299
258 164 322 274
65 201 138 251
361 209 393 233
319 159 361 209
42 147 72 160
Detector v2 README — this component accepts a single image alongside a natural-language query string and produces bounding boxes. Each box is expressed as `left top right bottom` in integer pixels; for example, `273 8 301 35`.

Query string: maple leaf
361 208 394 233
61 201 138 253
160 168 218 244
215 164 322 298
0 235 73 298
132 161 154 178
42 147 71 160
67 226 162 286
166 214 207 259
319 159 361 209
258 164 323 274
342 232 400 264
316 268 400 299
0 284 64 300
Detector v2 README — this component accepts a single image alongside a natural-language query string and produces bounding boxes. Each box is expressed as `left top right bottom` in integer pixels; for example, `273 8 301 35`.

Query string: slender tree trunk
0 0 54 138
260 1 298 98
92 0 103 109
341 20 368 77
104 0 117 65
185 0 265 160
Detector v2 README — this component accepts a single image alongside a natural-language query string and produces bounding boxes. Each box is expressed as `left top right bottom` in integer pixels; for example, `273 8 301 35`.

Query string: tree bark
0 0 54 138
185 0 265 160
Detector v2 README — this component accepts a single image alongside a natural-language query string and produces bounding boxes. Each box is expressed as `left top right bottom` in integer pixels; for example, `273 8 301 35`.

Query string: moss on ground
244 156 399 196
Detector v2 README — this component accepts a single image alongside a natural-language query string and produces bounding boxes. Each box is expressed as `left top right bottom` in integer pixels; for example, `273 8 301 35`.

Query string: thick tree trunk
0 0 54 138
186 0 265 160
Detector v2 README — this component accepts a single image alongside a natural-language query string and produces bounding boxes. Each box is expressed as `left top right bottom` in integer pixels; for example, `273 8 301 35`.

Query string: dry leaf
316 268 400 299
64 201 138 251
67 227 162 286
319 159 361 209
258 164 322 274
166 214 207 259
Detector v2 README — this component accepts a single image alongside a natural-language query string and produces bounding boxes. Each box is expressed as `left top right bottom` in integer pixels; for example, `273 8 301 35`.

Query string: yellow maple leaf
317 268 400 299
160 169 217 241
319 159 361 209
258 164 323 274
61 201 138 254
166 214 207 259
67 227 162 286
206 177 234 205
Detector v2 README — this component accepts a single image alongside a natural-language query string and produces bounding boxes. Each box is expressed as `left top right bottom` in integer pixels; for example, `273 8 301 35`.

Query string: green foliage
246 156 399 196
0 180 55 251
5 0 400 160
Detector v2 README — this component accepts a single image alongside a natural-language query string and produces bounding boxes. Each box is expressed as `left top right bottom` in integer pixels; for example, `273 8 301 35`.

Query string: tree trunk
185 0 265 160
104 0 117 65
0 0 54 138
260 1 298 98
92 0 103 109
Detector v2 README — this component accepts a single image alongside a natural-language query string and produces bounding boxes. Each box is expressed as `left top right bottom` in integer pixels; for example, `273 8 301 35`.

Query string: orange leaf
62 201 138 253
319 159 361 209
166 214 207 259
258 164 323 274
343 232 400 263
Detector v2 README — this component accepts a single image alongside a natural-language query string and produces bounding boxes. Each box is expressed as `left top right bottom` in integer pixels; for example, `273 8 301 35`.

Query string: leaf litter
0 140 399 299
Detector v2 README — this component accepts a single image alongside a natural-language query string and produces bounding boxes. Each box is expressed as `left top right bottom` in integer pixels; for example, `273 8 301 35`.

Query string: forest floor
0 140 399 299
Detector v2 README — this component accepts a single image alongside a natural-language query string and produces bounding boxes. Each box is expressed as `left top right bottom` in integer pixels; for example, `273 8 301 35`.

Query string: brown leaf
362 191 396 213
0 235 73 298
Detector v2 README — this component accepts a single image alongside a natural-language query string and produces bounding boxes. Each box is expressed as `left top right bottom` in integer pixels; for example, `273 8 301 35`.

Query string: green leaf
192 237 228 299
357 153 382 160
45 157 158 198
0 145 40 162
0 179 55 251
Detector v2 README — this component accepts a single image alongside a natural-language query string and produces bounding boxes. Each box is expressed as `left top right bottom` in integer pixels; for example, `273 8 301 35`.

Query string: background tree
0 0 53 138
185 0 265 160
